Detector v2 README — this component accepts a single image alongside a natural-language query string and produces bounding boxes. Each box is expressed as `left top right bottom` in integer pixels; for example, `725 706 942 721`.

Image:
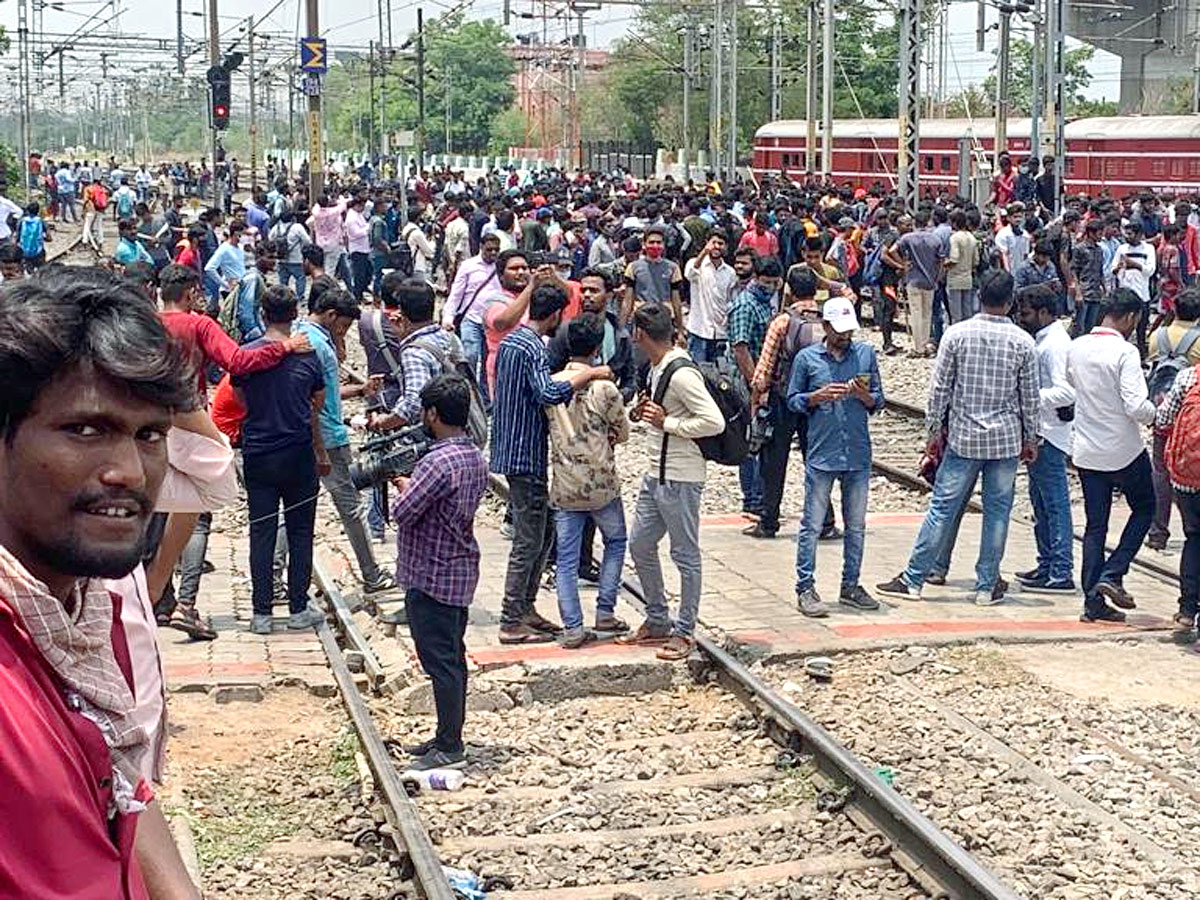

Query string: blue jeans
1027 442 1074 582
279 261 306 304
460 317 488 405
554 498 628 631
687 333 727 363
1078 451 1155 605
739 454 763 514
795 467 870 592
902 451 1018 592
203 270 222 316
371 252 387 297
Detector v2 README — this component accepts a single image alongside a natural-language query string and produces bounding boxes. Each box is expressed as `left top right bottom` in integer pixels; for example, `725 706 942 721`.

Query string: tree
488 107 530 155
424 18 516 154
980 38 1097 116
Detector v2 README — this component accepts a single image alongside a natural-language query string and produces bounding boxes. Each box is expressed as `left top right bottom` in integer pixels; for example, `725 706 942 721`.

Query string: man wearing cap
787 297 885 617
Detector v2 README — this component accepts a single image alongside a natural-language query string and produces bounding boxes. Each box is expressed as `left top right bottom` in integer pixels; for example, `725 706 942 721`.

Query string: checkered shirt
926 314 1041 459
1155 366 1200 493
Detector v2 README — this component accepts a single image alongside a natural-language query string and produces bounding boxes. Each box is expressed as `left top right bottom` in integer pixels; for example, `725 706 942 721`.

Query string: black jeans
501 473 555 627
244 443 319 615
407 587 469 754
878 285 899 349
1077 451 1155 606
349 251 371 302
758 398 834 535
1178 490 1200 616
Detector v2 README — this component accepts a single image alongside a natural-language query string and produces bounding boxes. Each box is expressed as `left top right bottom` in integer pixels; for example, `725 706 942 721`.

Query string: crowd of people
5 142 1200 894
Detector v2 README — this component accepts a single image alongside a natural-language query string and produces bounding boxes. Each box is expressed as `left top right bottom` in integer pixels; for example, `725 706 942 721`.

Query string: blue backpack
861 243 885 288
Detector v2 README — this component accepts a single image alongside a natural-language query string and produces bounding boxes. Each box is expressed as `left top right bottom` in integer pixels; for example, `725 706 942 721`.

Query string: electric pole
769 17 781 122
711 0 723 175
1048 0 1065 212
208 0 220 207
249 15 259 194
805 0 817 175
307 0 324 199
683 20 693 181
897 0 921 208
177 0 185 75
1030 0 1041 159
18 0 31 200
369 41 378 157
416 7 426 175
821 0 833 179
727 0 738 183
993 5 1013 171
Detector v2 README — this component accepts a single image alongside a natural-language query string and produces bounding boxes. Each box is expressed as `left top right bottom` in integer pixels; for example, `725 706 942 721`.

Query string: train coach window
1124 161 1136 176
1066 158 1075 174
923 156 933 172
941 156 951 172
1105 159 1118 176
1190 160 1200 176
1172 159 1183 177
1152 160 1166 176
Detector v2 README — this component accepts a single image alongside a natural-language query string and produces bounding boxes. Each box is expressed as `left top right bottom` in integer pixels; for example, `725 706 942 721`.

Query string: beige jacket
644 348 725 483
548 362 630 510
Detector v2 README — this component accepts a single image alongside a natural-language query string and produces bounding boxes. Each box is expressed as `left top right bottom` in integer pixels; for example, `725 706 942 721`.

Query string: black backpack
652 357 750 479
1148 323 1200 404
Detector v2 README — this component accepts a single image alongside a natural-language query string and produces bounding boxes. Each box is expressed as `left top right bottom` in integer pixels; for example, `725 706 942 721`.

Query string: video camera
349 425 433 491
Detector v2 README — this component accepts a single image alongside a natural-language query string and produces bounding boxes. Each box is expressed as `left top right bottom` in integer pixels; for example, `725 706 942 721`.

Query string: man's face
481 239 500 264
500 256 530 292
1124 227 1140 244
756 274 782 295
824 322 852 351
708 238 726 261
0 261 22 280
644 233 665 255
0 371 170 587
330 314 355 341
1010 214 1023 231
734 255 755 279
580 276 610 314
1034 251 1050 267
804 248 823 269
1018 302 1041 333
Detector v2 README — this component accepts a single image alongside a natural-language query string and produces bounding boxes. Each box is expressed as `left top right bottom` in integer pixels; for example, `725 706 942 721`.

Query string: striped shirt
393 437 489 606
489 324 574 477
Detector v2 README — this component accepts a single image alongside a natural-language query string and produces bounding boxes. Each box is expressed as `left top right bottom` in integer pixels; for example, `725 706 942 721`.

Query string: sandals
498 623 556 644
615 621 672 645
656 635 695 661
167 609 218 641
593 615 630 634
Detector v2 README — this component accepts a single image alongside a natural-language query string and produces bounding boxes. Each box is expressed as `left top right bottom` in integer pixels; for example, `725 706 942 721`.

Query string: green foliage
488 106 530 155
588 0 903 157
0 26 9 54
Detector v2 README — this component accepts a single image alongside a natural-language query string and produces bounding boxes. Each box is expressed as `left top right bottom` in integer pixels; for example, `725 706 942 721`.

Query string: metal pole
288 75 295 178
1030 1 1042 160
177 0 185 75
209 0 220 208
369 41 377 158
683 20 692 181
445 67 452 155
1051 0 1065 210
307 0 324 199
1194 19 1200 114
727 0 738 182
805 0 817 175
417 7 426 174
18 0 31 200
770 16 782 121
994 7 1011 171
249 15 259 195
897 0 921 208
821 0 833 179
711 0 722 173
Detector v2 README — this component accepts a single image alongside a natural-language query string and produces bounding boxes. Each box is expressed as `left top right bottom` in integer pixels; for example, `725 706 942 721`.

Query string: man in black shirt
233 285 329 635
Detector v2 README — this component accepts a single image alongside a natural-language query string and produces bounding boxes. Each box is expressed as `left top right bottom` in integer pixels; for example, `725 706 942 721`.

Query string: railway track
453 475 1017 900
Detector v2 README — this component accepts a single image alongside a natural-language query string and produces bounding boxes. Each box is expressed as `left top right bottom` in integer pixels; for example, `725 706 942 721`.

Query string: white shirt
1033 321 1075 455
1066 327 1156 471
0 195 23 241
1111 240 1157 303
683 254 738 339
995 224 1029 273
443 216 470 266
404 221 435 275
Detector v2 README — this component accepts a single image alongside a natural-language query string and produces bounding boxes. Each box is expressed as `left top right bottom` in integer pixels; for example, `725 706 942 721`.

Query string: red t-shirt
210 374 247 445
0 592 150 899
160 310 288 398
738 229 780 259
561 281 583 325
483 290 526 394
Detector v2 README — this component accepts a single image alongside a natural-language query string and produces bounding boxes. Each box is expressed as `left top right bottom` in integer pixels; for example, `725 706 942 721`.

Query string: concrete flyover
1065 0 1198 112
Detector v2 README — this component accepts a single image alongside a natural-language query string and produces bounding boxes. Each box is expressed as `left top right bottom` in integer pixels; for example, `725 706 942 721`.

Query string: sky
0 0 1122 107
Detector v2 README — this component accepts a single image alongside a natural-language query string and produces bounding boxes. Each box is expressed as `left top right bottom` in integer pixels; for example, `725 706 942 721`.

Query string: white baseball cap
822 297 860 334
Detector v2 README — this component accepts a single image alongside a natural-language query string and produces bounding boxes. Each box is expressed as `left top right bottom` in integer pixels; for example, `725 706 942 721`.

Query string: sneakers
1018 575 1077 593
924 572 947 586
559 626 594 649
1095 580 1135 610
499 521 514 540
288 606 325 630
1173 611 1197 634
1080 605 1127 624
818 525 843 542
797 587 829 618
876 575 922 601
839 584 880 611
250 614 273 635
363 573 398 595
1014 567 1045 585
521 609 562 635
1146 532 1169 552
742 522 776 539
408 748 467 771
594 615 630 634
498 623 556 644
973 582 1007 606
404 737 437 757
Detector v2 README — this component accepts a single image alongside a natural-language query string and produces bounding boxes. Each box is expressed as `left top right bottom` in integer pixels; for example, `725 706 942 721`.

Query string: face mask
645 245 664 260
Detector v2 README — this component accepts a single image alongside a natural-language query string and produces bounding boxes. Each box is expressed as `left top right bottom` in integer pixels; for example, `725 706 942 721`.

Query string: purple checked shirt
392 436 489 607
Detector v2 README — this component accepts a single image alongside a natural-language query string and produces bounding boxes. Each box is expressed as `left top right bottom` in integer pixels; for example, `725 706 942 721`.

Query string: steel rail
486 472 1016 899
314 556 385 690
311 563 455 900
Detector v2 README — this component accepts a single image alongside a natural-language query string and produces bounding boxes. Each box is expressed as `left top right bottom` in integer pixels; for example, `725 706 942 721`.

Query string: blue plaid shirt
490 324 573 477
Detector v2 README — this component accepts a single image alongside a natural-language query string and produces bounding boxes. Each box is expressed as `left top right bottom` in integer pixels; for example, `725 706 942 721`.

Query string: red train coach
752 116 1200 197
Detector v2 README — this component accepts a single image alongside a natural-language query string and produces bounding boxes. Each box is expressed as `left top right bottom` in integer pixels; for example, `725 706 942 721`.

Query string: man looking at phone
787 297 884 616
